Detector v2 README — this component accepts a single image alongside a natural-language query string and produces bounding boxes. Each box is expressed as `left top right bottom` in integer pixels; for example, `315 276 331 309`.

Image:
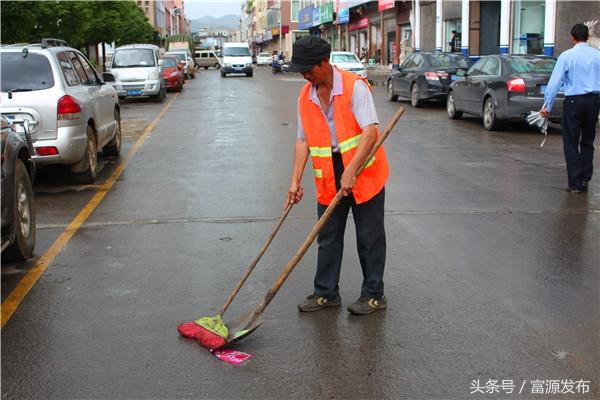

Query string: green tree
1 1 156 48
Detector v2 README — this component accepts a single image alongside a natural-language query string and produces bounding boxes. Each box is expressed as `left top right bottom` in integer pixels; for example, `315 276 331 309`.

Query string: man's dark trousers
561 93 600 190
314 151 386 300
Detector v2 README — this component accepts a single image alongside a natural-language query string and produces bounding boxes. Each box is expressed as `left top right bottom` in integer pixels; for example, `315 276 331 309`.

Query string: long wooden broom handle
249 106 406 318
218 202 294 316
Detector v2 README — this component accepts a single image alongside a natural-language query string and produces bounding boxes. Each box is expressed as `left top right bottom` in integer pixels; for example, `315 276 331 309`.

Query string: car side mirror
101 72 115 83
158 59 164 66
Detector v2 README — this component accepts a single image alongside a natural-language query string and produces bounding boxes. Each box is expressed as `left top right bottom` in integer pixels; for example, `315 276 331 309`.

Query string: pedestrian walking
286 36 390 315
448 30 458 53
541 23 600 193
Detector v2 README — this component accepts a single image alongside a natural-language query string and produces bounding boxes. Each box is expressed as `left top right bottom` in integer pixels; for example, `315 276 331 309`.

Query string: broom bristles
177 321 227 350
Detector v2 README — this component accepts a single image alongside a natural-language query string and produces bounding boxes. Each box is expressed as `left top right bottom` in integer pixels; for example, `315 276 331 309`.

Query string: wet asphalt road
1 67 598 399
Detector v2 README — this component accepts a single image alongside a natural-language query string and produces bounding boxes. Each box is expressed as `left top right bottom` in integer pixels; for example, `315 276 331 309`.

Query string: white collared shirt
297 67 379 149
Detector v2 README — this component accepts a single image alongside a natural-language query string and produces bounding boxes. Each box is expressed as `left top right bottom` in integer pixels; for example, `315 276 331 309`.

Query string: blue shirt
297 67 379 150
544 42 600 111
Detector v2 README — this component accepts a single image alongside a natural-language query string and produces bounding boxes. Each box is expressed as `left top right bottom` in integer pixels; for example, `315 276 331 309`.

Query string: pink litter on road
211 349 253 365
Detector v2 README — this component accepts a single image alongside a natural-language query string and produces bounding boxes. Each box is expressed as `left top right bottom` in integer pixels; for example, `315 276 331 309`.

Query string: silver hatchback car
0 38 122 183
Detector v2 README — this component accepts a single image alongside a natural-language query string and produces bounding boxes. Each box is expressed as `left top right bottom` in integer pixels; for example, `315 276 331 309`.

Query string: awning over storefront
348 16 369 32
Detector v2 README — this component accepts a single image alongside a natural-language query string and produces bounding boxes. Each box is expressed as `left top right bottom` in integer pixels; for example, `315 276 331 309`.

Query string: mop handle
218 202 294 316
250 106 406 318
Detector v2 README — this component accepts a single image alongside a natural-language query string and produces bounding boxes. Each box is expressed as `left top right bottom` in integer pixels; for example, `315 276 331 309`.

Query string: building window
511 0 545 54
291 0 299 22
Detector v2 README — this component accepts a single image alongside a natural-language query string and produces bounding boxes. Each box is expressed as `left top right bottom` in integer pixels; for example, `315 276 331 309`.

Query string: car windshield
161 58 177 67
112 49 156 68
0 52 55 92
429 54 470 68
223 47 251 57
332 53 360 64
165 53 186 62
509 57 556 73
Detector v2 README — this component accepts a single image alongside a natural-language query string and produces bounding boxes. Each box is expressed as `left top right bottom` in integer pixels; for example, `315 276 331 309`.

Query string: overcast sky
185 0 243 19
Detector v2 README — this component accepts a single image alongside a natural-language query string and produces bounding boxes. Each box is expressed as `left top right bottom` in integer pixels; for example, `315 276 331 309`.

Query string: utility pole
278 0 282 52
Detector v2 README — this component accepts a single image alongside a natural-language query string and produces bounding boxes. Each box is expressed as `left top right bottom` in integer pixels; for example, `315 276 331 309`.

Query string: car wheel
104 109 122 156
204 66 209 70
214 63 220 69
447 91 463 119
153 86 166 102
483 97 499 131
410 83 421 108
387 79 398 101
4 159 35 261
221 71 226 78
73 126 98 184
247 72 253 77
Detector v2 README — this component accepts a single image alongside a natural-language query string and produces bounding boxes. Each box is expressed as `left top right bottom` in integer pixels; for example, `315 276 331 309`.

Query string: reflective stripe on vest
309 146 332 158
313 168 323 178
339 134 361 154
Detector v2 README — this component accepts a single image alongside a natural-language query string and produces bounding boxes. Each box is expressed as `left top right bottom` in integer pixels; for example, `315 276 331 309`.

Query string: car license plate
539 84 547 93
127 90 141 96
451 75 460 81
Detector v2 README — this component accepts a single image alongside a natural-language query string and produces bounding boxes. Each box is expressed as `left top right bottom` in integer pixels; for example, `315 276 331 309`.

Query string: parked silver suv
0 38 122 183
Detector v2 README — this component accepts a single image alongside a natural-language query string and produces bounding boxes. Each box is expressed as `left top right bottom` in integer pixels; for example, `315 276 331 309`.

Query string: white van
110 44 166 101
220 42 253 77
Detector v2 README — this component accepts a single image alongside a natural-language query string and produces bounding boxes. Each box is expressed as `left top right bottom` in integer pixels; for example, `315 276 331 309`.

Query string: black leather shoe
566 186 584 193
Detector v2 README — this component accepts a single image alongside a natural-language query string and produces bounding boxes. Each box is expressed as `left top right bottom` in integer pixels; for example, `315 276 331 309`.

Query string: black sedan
386 52 472 107
1 116 36 261
446 54 564 130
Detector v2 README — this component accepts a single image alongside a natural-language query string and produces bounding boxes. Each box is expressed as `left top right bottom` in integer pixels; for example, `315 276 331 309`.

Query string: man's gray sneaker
297 294 341 312
347 295 387 315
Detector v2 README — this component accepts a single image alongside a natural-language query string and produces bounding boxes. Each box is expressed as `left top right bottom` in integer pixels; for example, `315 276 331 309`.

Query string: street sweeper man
540 23 600 193
285 36 389 315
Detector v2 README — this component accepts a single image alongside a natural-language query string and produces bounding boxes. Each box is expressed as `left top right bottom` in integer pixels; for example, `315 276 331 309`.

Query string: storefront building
412 0 598 58
246 1 598 65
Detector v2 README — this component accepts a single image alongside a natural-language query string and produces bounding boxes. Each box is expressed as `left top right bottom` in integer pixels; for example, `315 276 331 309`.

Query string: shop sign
320 3 334 24
348 17 369 32
282 25 290 35
264 29 273 41
298 6 314 30
272 27 279 36
336 8 350 24
378 0 395 11
313 6 321 27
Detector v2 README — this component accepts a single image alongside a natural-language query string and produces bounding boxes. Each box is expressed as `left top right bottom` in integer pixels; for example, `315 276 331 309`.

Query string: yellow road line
1 93 179 328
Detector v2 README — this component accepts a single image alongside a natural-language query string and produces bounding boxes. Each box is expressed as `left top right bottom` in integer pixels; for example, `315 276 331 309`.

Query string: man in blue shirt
541 23 600 193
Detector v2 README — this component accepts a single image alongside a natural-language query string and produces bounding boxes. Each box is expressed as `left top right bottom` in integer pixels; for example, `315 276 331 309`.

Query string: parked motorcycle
272 59 289 74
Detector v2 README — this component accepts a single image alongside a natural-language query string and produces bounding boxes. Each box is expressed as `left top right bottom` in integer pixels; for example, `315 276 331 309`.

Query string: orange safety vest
298 68 389 205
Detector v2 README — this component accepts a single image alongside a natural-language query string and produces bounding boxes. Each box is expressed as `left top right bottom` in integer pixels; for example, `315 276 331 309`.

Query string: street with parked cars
1 60 597 398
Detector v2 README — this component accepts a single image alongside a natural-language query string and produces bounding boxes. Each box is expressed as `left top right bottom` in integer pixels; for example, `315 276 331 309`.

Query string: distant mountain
190 15 241 31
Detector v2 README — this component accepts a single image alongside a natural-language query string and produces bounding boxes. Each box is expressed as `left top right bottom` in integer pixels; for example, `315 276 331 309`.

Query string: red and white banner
378 0 395 11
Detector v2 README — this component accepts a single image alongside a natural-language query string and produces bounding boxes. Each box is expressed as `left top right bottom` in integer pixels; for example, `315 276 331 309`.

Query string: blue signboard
336 8 349 24
298 6 314 30
312 6 321 27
